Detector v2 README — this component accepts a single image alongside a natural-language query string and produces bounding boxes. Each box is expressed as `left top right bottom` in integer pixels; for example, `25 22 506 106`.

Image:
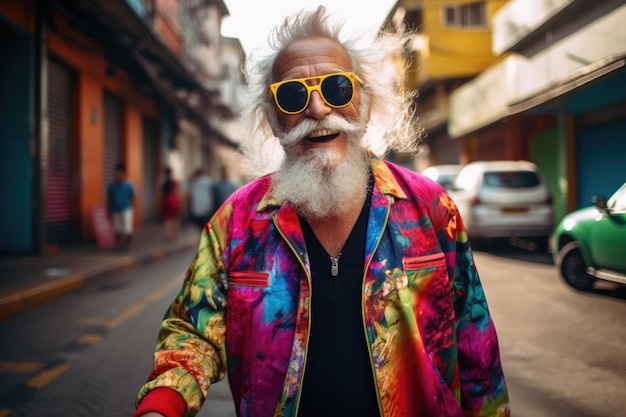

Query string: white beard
271 119 370 220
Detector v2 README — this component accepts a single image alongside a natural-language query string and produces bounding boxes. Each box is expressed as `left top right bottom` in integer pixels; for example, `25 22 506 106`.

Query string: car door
588 183 626 272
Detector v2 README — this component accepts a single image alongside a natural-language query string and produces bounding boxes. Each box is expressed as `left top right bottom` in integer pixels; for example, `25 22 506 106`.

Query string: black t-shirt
297 177 380 417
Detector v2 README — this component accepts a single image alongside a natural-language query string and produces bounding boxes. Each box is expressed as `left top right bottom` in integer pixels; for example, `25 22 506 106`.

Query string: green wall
531 128 564 226
0 27 34 252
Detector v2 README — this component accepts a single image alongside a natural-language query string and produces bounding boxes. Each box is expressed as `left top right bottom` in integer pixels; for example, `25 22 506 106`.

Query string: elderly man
133 6 510 417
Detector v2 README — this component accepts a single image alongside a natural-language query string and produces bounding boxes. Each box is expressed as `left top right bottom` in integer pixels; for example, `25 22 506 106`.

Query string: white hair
239 5 422 180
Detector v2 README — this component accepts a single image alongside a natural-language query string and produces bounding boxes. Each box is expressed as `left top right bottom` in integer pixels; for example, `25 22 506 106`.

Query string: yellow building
384 0 509 169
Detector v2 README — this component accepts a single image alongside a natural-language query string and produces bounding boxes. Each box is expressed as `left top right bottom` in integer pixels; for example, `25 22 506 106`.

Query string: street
0 250 236 417
476 245 626 417
0 244 625 417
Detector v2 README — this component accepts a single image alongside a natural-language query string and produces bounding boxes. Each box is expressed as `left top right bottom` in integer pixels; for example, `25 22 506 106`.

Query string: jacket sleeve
444 197 510 417
135 217 229 417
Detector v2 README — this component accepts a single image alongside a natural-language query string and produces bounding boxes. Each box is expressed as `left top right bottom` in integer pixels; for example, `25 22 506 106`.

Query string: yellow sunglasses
269 72 363 115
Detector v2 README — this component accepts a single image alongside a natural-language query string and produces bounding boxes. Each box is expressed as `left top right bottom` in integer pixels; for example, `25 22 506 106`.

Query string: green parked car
552 181 626 291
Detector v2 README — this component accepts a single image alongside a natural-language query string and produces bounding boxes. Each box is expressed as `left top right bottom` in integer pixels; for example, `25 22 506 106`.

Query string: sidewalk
0 223 201 322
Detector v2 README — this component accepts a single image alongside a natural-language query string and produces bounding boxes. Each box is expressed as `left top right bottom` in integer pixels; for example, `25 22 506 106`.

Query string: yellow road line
76 274 183 331
105 303 145 329
152 248 166 258
0 275 84 322
76 334 103 344
118 256 137 270
102 275 183 329
77 317 106 325
2 275 185 394
144 278 181 303
0 360 43 373
26 363 71 389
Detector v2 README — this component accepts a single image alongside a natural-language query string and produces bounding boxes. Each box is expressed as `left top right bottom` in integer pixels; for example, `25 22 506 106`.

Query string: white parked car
421 164 463 191
449 160 554 250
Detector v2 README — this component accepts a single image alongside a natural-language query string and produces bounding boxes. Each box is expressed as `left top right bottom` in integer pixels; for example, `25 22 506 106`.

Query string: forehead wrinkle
272 37 352 83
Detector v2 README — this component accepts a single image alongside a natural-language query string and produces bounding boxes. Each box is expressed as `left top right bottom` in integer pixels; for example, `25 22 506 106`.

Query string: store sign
449 55 529 138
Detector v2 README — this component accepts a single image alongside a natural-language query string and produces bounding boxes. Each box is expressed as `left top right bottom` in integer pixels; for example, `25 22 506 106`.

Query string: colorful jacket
136 154 510 417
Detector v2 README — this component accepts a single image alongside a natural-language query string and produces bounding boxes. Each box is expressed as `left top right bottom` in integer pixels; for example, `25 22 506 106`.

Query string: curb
0 274 85 323
0 238 198 323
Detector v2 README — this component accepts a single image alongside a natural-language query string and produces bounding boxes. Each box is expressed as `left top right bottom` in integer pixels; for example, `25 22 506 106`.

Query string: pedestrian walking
160 166 181 241
187 168 214 230
106 162 134 251
132 6 510 417
211 165 238 216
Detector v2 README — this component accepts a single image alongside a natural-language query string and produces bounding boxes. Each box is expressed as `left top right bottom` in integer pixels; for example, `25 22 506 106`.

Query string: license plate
502 207 529 214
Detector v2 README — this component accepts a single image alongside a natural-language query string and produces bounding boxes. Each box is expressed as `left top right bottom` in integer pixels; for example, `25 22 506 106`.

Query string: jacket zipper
272 194 390 417
330 253 342 296
331 254 340 277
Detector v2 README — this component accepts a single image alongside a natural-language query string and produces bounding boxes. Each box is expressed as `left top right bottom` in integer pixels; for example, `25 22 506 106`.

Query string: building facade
0 0 241 254
449 0 626 221
383 0 510 171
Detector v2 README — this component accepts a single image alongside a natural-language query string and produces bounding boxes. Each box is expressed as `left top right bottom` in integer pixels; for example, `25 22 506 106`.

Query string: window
483 172 541 189
609 183 626 211
443 2 486 28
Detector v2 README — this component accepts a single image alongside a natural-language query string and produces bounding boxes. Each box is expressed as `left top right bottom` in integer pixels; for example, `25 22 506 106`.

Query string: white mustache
279 114 363 146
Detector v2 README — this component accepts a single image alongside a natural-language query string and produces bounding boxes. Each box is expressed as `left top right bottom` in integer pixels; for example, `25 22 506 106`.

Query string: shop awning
508 53 626 115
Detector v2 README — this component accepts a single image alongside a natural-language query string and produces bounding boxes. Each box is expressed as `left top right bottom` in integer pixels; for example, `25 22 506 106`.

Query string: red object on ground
91 207 115 248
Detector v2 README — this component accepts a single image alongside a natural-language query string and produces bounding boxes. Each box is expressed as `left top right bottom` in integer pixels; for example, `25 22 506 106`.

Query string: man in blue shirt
107 163 135 250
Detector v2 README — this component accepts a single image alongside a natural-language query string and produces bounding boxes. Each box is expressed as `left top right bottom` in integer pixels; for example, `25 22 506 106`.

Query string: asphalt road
0 243 624 417
474 245 626 417
0 249 236 417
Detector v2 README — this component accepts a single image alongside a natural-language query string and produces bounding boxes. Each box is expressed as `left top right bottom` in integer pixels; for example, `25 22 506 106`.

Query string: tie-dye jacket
137 154 510 417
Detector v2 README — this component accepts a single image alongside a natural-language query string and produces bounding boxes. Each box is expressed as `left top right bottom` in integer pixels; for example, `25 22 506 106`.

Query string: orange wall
77 74 104 238
2 2 163 242
155 0 182 56
0 0 35 33
124 106 144 227
47 15 159 239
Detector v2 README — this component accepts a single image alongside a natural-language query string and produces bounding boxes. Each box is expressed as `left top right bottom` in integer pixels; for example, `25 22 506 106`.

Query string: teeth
308 129 336 138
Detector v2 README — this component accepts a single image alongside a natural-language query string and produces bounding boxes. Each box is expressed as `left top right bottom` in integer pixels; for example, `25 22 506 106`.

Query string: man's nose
304 90 332 119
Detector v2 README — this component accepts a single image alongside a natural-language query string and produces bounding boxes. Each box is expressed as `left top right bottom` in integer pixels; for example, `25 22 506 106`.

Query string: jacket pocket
402 253 446 270
229 271 270 287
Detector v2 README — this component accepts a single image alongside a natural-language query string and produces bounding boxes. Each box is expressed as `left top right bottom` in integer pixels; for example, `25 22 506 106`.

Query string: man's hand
138 413 166 417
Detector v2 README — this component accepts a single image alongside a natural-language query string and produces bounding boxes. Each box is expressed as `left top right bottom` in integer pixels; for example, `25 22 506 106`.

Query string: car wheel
557 242 595 291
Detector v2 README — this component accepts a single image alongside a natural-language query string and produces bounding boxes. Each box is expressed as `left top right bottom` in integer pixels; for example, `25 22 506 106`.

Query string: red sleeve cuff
132 387 186 417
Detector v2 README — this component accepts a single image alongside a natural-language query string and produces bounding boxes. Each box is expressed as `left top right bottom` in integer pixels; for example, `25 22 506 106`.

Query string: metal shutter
103 91 123 200
45 58 76 246
142 117 159 222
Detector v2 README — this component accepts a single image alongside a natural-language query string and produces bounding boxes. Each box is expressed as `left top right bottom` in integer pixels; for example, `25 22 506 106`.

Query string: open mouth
306 131 339 143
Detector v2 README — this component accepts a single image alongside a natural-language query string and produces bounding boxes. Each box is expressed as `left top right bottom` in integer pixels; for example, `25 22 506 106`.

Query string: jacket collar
369 152 407 200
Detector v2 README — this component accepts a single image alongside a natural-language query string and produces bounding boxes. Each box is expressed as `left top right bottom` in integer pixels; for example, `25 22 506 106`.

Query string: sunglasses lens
321 74 353 107
276 81 308 113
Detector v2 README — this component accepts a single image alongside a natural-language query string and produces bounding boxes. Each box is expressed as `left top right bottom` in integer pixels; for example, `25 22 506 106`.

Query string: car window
608 183 626 211
437 174 458 190
482 171 541 188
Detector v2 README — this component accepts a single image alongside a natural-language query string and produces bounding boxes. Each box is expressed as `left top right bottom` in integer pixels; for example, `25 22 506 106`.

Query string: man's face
269 37 364 170
268 37 371 219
